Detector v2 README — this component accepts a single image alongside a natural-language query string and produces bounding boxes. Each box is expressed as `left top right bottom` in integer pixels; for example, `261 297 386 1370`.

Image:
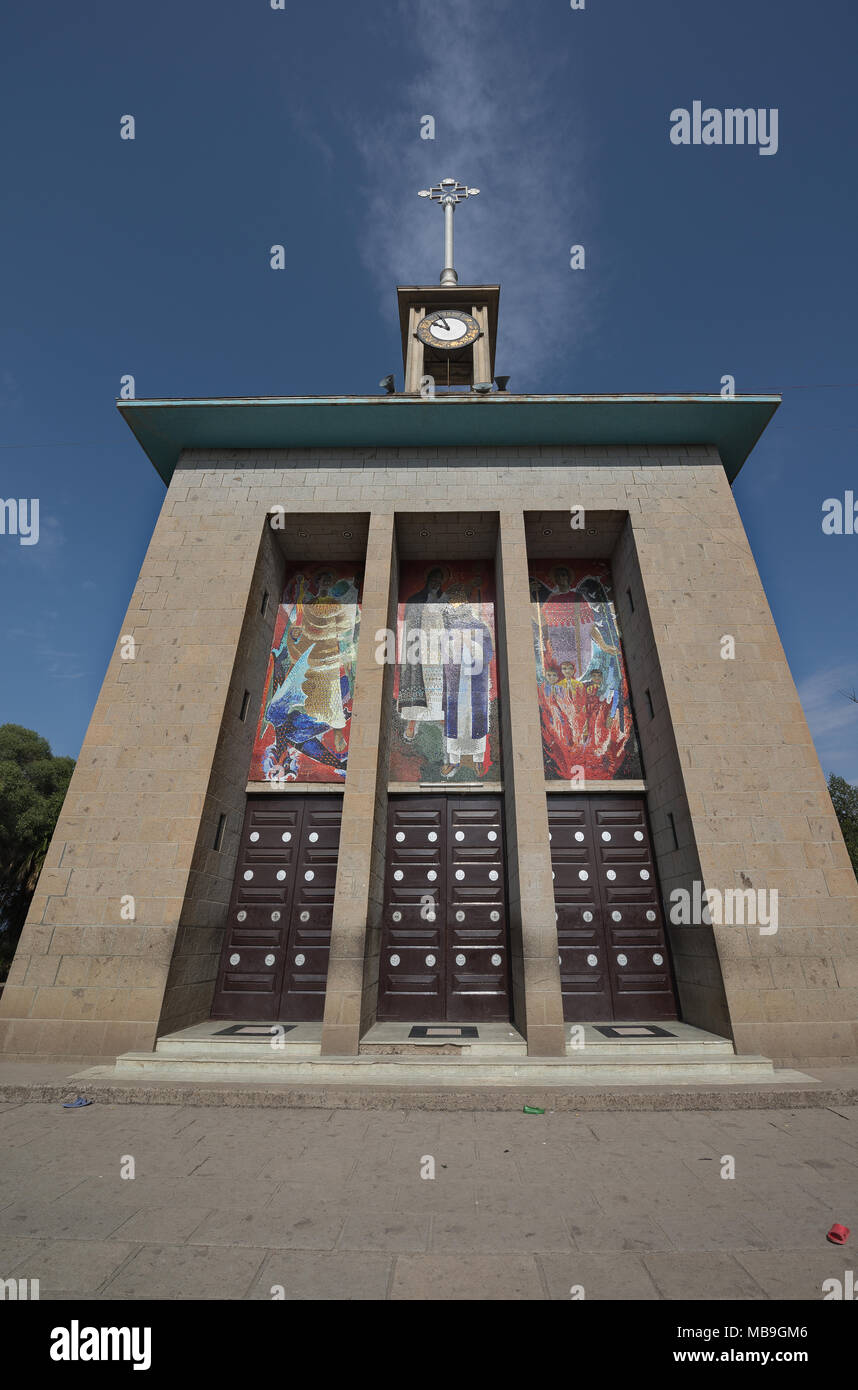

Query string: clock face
416 310 480 351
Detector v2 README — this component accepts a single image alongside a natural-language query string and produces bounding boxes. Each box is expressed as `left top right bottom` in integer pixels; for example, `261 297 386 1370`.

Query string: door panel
548 793 677 1023
377 800 444 1021
279 800 341 1020
378 796 510 1022
549 800 613 1020
447 801 509 1019
211 795 342 1021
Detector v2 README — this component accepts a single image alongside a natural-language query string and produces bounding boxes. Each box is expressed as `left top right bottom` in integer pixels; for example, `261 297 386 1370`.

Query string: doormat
593 1025 677 1039
408 1026 479 1039
213 1025 297 1038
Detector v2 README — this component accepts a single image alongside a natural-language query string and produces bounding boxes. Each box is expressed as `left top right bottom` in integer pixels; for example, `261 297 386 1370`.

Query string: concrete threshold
0 1068 854 1112
0 1056 855 1111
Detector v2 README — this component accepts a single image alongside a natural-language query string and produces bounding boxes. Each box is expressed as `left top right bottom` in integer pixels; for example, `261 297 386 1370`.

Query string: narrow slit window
213 814 227 852
626 588 635 612
260 589 270 617
668 811 679 850
645 688 655 719
239 690 250 722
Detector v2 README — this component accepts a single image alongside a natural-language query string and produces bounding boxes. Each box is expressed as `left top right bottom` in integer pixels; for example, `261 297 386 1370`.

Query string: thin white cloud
797 663 858 781
351 0 599 388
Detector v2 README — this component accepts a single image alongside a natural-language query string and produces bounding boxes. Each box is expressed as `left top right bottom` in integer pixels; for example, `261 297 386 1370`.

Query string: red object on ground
827 1223 850 1245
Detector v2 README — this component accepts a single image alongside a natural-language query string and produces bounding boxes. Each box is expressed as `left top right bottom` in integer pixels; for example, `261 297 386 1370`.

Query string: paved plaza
0 1098 856 1300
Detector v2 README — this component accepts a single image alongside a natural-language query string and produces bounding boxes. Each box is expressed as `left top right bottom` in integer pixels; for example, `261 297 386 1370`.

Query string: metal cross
417 178 480 287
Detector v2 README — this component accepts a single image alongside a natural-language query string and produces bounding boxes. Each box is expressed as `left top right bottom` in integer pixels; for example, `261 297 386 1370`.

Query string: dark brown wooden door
378 796 510 1022
548 793 677 1023
211 795 342 1021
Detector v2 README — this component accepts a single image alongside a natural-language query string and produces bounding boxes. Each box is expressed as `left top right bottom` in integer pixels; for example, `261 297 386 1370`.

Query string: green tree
0 725 75 979
827 773 858 880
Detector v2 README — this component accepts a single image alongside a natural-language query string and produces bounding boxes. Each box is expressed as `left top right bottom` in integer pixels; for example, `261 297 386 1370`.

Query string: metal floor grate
592 1025 677 1039
408 1025 479 1039
213 1024 297 1038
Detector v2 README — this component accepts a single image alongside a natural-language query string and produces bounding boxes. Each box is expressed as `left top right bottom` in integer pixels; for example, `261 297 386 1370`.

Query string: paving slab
248 1251 393 1300
337 1212 431 1252
1 1237 138 1294
391 1253 544 1300
641 1252 769 1300
100 1242 267 1300
539 1251 662 1300
734 1249 857 1301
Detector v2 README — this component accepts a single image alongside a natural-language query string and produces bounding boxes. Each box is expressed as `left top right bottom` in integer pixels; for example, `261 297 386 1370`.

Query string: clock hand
435 318 450 333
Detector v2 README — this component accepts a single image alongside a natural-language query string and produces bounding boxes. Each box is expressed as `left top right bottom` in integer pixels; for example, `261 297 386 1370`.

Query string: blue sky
1 0 856 778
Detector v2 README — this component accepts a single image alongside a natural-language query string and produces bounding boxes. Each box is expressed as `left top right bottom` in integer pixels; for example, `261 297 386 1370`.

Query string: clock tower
398 178 501 393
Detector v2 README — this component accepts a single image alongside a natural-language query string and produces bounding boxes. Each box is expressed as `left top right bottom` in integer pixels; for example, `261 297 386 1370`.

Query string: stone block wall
1 442 855 1065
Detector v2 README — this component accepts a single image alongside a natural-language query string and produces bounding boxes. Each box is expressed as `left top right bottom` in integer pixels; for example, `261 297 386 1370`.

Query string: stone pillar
321 511 397 1055
404 307 425 394
472 304 492 386
495 513 566 1056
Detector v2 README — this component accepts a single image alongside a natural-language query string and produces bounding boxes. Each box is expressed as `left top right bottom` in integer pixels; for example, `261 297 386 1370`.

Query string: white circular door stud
606 870 617 881
617 953 628 966
455 953 466 966
602 832 612 842
634 831 644 842
392 911 402 922
229 953 241 965
249 832 260 843
612 911 622 922
271 911 281 922
428 831 438 842
491 953 502 966
308 832 319 843
652 953 664 966
583 911 593 923
394 870 404 881
425 954 436 967
294 954 306 967
490 911 500 922
237 910 247 922
487 831 497 842
455 831 465 841
300 911 309 922
587 954 598 967
489 870 498 881
575 832 585 842
427 870 437 881
578 870 589 881
456 911 465 922
640 870 650 880
396 832 405 842
281 832 292 843
455 870 465 880
646 910 656 922
243 871 254 881
276 870 286 881
304 870 314 881
390 954 400 967
264 954 275 967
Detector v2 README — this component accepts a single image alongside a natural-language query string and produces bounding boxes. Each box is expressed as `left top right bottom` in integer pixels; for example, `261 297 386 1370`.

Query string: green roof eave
118 393 780 488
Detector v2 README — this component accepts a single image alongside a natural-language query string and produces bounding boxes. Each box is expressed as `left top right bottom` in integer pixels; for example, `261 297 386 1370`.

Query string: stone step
155 1037 322 1059
563 1039 736 1059
113 1049 789 1087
